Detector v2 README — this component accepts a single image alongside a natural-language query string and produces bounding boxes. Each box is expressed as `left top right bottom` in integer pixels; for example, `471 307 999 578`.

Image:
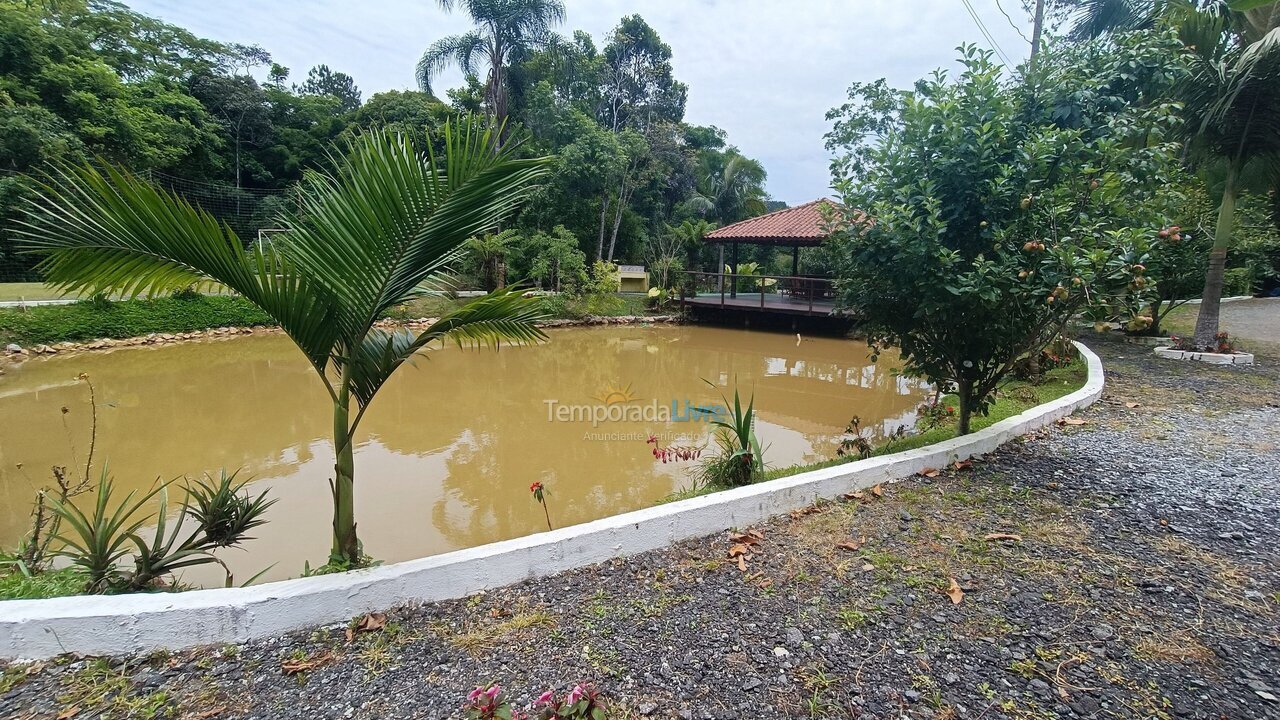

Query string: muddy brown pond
0 325 929 586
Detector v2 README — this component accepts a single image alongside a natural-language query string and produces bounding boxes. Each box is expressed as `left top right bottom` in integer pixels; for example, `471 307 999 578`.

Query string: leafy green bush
1222 268 1255 297
0 294 273 346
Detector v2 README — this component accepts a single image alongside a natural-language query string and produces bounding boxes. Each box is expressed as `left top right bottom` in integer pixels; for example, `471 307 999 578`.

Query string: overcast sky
128 0 1036 206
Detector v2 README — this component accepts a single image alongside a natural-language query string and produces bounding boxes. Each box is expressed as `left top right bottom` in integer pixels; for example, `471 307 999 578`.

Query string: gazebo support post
717 245 725 294
791 245 800 278
730 241 739 299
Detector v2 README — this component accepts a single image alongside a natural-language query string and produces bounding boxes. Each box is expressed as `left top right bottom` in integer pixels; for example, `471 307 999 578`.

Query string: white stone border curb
1154 346 1255 365
0 343 1105 661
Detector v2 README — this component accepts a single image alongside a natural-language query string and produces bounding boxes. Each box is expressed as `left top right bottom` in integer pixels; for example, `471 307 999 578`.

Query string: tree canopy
0 1 773 282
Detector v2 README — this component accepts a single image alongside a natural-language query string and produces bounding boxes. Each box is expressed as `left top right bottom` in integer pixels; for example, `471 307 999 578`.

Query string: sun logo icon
593 382 639 405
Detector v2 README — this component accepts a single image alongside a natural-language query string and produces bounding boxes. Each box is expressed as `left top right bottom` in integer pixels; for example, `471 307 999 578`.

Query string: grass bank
0 295 275 347
0 292 661 348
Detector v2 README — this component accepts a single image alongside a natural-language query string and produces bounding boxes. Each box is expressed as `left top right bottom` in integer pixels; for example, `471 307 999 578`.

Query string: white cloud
129 0 1034 205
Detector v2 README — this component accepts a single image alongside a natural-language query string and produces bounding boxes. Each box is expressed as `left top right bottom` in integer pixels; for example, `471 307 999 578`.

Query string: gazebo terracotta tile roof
704 199 841 246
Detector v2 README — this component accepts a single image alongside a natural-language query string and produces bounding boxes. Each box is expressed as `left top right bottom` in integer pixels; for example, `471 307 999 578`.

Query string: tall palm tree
1177 2 1280 346
417 0 566 143
18 121 551 567
689 153 768 224
1065 0 1166 39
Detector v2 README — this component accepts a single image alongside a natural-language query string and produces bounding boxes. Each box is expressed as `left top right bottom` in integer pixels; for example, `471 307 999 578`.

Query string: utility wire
995 0 1032 44
961 0 1015 67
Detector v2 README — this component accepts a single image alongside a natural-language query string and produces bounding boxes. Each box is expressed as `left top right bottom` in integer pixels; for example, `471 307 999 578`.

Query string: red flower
529 481 543 494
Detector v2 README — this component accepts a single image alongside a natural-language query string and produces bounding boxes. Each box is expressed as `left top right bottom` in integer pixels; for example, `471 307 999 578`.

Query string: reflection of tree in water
417 326 928 550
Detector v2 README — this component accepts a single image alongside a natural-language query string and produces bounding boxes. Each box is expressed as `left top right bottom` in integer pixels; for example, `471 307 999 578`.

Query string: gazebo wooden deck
681 200 843 319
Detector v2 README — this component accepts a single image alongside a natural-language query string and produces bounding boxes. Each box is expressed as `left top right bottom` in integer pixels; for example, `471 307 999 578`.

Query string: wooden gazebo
684 199 844 317
704 199 839 280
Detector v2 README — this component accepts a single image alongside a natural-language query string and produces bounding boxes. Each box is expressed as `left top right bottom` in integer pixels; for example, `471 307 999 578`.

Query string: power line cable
994 0 1033 44
961 0 1015 67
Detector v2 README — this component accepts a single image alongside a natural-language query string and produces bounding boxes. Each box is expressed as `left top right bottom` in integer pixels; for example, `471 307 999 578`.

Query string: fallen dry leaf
835 539 862 552
919 467 940 478
871 484 884 497
841 491 866 501
1125 402 1141 409
727 543 752 558
353 612 386 633
945 577 965 605
281 649 337 676
55 707 80 720
736 555 747 572
953 459 973 471
983 533 1023 542
729 529 763 545
1059 417 1087 426
861 563 875 571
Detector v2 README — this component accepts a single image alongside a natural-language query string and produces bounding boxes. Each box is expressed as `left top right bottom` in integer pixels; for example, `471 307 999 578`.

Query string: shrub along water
0 294 273 347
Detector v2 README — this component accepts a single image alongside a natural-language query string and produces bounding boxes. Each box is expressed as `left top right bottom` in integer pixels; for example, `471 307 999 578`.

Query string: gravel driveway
2 337 1278 720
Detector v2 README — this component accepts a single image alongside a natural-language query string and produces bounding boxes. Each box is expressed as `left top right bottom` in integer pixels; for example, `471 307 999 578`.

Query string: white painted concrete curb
1154 346 1255 365
0 343 1105 661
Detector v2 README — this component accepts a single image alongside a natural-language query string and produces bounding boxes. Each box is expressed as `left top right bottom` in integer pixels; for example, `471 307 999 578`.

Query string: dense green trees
1 1 771 285
1047 0 1280 346
826 44 1182 432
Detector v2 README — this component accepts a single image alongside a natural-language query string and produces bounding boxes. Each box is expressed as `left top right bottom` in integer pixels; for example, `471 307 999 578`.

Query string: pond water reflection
0 325 929 585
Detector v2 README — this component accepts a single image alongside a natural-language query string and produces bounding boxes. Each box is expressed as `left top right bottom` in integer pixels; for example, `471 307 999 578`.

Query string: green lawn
0 282 67 302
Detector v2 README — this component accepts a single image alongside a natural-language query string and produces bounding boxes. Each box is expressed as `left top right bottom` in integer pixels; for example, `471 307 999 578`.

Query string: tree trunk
1148 299 1165 337
597 194 611 262
607 189 625 262
330 388 359 565
1025 352 1042 385
956 379 975 436
1192 162 1238 349
1030 0 1046 63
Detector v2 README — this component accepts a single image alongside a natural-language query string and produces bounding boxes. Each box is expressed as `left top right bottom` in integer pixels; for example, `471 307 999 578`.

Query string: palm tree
417 0 566 143
1064 0 1165 39
1066 1 1280 346
689 153 768 224
19 121 551 567
1176 2 1280 347
464 228 519 290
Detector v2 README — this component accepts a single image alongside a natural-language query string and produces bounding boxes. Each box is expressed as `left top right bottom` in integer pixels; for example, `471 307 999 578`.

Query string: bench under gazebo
682 199 840 317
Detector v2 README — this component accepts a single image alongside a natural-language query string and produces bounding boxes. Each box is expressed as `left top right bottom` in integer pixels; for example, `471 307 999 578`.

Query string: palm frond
16 164 342 374
281 121 548 352
416 31 486 93
343 288 547 408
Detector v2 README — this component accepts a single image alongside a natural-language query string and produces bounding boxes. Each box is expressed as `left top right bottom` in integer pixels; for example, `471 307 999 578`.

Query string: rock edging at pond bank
0 314 683 367
0 342 1102 661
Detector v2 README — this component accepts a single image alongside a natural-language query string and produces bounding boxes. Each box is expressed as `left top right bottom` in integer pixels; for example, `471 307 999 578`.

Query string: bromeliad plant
19 120 550 568
695 382 766 488
462 683 607 720
50 470 276 593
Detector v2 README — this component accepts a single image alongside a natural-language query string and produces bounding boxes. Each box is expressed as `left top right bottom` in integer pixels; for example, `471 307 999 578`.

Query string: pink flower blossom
535 690 555 707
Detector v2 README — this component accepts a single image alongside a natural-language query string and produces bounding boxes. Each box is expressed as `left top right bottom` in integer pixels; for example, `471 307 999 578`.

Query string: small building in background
617 264 649 293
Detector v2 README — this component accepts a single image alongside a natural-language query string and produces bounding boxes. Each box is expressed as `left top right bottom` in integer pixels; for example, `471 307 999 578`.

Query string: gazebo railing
677 271 836 313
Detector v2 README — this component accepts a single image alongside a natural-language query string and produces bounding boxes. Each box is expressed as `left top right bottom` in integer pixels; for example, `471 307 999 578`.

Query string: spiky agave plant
695 381 766 488
20 119 551 568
